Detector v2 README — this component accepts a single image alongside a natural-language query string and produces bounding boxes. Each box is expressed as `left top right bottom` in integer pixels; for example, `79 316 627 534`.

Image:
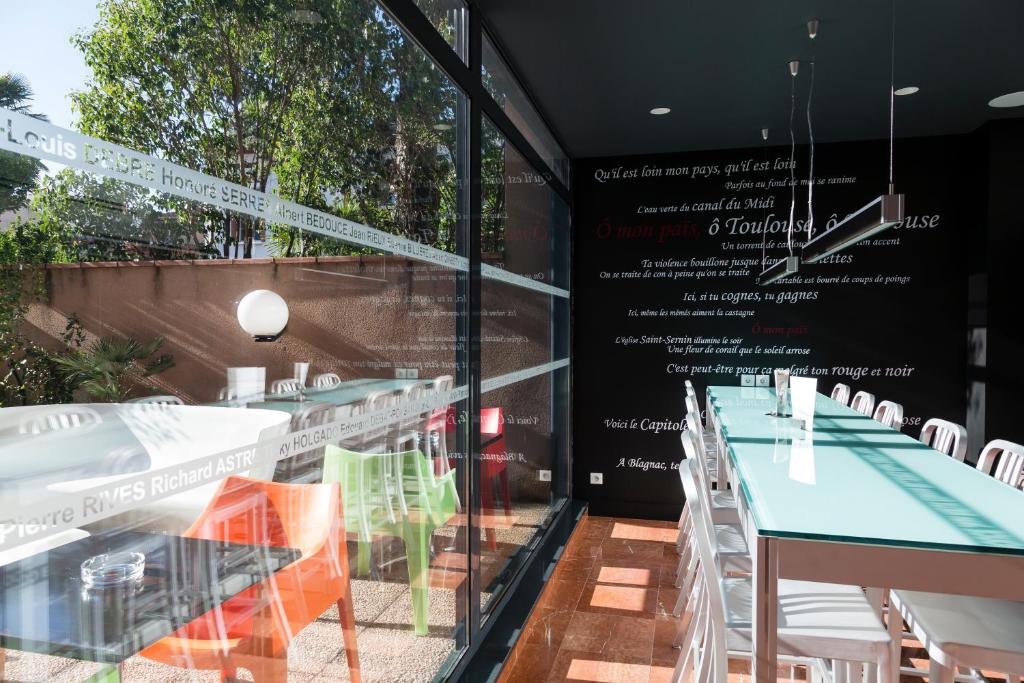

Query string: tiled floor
498 515 1017 683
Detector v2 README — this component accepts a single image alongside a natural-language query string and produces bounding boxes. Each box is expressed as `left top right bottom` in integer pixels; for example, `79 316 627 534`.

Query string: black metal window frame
376 1 575 680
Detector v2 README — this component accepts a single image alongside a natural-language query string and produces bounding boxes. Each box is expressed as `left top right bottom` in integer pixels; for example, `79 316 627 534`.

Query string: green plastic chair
323 445 458 636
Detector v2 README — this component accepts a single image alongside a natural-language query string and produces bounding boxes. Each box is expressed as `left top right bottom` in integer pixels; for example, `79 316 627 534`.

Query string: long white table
707 386 1024 683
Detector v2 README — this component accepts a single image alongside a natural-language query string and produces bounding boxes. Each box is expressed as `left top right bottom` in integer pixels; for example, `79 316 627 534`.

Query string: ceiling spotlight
789 60 800 77
650 107 671 115
894 86 919 96
989 91 1024 108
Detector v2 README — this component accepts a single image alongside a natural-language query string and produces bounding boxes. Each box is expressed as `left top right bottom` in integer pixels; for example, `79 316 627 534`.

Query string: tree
0 73 47 213
53 335 175 402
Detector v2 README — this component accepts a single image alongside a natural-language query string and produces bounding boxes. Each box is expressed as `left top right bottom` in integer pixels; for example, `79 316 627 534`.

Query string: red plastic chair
445 406 511 550
140 476 360 682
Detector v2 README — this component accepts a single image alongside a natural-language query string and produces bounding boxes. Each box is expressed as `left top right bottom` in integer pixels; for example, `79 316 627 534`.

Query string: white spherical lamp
236 290 289 341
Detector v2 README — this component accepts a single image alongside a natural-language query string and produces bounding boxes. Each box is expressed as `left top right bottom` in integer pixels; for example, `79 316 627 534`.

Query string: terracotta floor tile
560 612 655 659
503 641 564 683
655 587 681 620
565 535 605 559
576 580 659 617
556 556 597 582
547 649 653 683
539 578 588 612
652 615 682 666
524 606 574 650
609 521 679 543
649 664 676 683
590 558 661 587
599 539 667 563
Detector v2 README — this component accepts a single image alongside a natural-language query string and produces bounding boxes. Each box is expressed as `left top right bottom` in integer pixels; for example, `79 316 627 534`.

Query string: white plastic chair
849 391 876 416
919 418 968 462
685 379 698 400
872 400 904 431
975 439 1024 490
424 375 460 512
831 383 852 406
269 378 302 395
675 459 891 683
674 429 749 617
18 406 103 435
127 395 184 406
312 372 342 389
888 588 1024 683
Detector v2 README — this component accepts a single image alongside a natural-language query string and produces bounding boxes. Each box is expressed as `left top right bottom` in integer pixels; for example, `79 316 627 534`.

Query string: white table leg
753 534 779 683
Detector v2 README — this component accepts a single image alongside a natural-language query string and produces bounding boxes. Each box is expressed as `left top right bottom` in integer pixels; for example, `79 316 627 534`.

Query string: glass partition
482 31 571 186
478 117 571 616
0 1 473 680
1 0 570 679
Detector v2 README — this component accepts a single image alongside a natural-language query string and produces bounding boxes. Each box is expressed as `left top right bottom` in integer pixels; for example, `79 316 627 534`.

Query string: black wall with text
572 135 970 519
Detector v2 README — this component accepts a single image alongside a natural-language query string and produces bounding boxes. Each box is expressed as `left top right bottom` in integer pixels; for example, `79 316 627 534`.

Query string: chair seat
723 576 889 660
892 590 1024 672
714 523 752 573
711 489 735 509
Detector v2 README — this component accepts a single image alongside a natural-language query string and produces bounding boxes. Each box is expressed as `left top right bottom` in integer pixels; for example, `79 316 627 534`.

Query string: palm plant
53 336 175 403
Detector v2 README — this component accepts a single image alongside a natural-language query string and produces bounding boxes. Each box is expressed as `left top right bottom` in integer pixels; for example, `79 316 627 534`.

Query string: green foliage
52 335 175 403
0 72 47 213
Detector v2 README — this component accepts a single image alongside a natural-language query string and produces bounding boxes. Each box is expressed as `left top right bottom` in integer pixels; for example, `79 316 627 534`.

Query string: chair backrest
217 386 239 401
919 418 968 461
432 375 454 393
678 458 729 683
850 390 876 416
684 379 698 400
18 406 103 435
872 400 904 431
359 390 394 449
976 439 1024 489
312 372 342 389
186 475 338 556
681 423 717 504
685 394 703 427
127 395 184 406
269 378 302 395
831 383 851 406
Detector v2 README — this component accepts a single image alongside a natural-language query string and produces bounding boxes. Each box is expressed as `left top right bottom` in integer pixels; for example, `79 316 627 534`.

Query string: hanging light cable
802 1 904 265
806 19 818 244
760 127 769 272
759 61 801 285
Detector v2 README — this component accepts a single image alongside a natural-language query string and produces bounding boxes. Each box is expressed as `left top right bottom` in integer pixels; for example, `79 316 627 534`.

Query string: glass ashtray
81 551 146 588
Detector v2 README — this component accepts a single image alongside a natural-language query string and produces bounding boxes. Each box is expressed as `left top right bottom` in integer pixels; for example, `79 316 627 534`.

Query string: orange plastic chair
139 476 360 683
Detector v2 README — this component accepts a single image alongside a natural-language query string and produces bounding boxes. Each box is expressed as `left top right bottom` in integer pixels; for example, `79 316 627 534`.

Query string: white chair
872 400 904 431
127 395 184 405
975 439 1024 490
685 379 698 400
919 418 968 462
424 375 460 512
674 429 749 616
18 406 102 435
831 383 852 406
888 589 1024 683
272 401 336 484
312 372 342 389
217 386 240 401
674 459 891 683
269 378 302 395
849 391 876 416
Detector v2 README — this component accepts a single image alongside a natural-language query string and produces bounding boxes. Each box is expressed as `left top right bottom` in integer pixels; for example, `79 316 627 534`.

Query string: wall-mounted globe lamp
236 290 289 342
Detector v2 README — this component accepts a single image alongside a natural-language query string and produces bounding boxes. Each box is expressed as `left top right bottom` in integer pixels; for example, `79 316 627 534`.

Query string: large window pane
412 0 468 63
0 1 470 680
482 31 570 186
477 116 570 615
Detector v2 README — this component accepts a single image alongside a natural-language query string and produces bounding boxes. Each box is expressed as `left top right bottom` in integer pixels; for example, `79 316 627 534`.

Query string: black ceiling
473 0 1024 159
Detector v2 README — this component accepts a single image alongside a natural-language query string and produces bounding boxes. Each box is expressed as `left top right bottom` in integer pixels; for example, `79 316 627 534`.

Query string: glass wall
0 0 568 680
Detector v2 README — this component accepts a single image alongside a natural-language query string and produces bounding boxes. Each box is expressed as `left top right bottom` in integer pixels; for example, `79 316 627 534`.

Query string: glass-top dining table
706 386 1024 683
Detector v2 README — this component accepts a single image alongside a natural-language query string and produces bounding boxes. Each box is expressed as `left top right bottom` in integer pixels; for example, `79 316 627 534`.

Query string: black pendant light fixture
802 2 905 264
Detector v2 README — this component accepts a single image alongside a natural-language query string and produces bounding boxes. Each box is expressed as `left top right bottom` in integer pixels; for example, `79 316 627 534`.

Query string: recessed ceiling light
989 91 1024 108
650 107 671 115
894 86 919 96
